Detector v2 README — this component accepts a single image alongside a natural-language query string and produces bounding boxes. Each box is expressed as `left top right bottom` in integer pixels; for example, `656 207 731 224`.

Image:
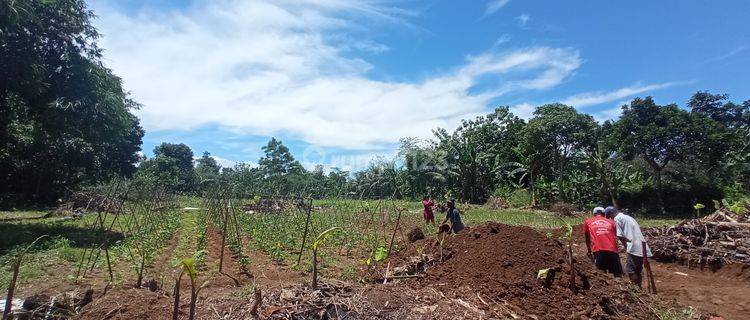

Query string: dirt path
649 262 750 320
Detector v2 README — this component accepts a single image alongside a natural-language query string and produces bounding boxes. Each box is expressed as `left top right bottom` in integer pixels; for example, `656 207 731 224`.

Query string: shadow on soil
0 222 124 255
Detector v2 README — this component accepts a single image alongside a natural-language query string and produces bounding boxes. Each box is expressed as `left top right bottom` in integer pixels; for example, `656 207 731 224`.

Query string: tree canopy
0 0 143 205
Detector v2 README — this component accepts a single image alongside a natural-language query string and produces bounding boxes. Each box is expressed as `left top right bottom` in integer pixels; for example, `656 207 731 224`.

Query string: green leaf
374 246 388 262
537 268 550 279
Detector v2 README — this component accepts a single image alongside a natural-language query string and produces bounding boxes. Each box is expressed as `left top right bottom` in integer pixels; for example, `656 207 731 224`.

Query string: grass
0 210 49 220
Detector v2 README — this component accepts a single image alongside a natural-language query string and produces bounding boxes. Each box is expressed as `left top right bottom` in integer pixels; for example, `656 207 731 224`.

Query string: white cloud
211 156 237 168
703 45 748 64
193 155 237 168
517 14 530 26
560 82 678 108
485 0 510 16
93 0 580 150
510 103 536 120
591 104 626 123
491 34 511 48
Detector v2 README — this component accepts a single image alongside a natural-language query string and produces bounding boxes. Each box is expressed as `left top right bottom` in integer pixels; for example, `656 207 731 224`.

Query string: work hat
592 207 605 215
604 206 617 217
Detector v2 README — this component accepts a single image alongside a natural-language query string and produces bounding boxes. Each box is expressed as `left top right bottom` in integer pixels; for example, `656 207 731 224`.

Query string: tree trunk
312 249 318 289
530 170 537 208
655 169 666 215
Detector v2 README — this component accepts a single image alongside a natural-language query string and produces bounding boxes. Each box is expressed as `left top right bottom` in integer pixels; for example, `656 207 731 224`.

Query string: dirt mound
407 227 425 242
645 209 750 268
549 202 580 217
390 223 655 319
77 286 172 320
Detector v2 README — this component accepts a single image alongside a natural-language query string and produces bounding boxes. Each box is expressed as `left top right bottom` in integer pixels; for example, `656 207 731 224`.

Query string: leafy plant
311 227 341 289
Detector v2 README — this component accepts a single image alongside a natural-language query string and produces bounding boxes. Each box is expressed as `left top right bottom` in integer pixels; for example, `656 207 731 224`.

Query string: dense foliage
0 0 143 206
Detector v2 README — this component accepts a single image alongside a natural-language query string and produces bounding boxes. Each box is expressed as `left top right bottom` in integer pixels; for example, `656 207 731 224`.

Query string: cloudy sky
89 0 750 170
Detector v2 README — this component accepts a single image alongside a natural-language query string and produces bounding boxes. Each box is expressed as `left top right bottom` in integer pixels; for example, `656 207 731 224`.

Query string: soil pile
645 209 750 268
407 227 425 242
399 223 654 319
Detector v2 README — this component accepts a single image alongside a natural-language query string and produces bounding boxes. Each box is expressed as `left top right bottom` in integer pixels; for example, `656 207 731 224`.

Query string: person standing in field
606 206 652 288
583 206 622 276
441 198 464 234
422 196 435 225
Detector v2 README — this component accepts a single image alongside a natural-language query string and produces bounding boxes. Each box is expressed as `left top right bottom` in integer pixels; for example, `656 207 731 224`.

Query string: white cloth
614 213 652 257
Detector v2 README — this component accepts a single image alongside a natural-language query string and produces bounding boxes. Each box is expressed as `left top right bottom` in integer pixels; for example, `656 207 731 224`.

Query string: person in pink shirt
421 196 435 225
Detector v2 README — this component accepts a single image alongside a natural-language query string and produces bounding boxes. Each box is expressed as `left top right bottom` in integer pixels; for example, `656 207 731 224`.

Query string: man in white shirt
605 206 652 288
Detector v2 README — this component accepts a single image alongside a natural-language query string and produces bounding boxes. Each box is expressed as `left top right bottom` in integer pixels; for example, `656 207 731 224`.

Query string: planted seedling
3 235 48 320
311 227 341 289
693 203 705 219
173 254 209 320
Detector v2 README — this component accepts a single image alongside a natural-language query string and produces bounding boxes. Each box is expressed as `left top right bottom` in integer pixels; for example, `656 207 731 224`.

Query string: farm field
2 198 747 319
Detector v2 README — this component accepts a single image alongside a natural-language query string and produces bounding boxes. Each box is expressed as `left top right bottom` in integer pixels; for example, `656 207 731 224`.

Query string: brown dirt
384 223 658 319
649 261 750 320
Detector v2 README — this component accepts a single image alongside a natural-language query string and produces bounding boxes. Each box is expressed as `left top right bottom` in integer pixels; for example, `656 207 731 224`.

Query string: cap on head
592 207 605 216
604 206 617 217
448 198 456 207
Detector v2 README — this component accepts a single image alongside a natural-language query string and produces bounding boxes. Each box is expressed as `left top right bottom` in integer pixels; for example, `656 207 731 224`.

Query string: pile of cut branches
57 191 122 214
645 208 750 268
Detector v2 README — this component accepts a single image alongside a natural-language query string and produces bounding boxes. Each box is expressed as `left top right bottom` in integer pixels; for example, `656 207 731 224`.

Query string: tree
139 143 195 191
612 97 730 214
0 0 143 205
257 138 305 194
525 104 598 202
259 138 304 177
195 151 221 182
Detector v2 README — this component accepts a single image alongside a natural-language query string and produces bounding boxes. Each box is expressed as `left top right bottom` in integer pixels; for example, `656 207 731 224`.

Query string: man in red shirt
582 207 622 277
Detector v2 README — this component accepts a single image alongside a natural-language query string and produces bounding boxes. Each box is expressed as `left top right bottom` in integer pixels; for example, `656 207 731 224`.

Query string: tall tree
525 104 598 202
195 151 221 181
257 138 305 194
432 107 525 203
258 138 304 177
612 97 729 214
0 0 143 205
139 143 195 191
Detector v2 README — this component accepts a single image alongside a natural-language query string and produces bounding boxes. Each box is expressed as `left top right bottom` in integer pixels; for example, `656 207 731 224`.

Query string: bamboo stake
642 242 656 294
387 208 403 258
296 198 313 265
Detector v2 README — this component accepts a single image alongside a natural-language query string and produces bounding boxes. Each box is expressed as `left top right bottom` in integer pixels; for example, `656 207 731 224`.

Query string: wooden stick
642 242 656 294
296 199 313 265
387 208 402 258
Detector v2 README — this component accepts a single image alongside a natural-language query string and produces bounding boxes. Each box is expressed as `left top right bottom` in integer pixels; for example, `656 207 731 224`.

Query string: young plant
693 203 705 219
311 227 341 289
3 235 48 320
174 256 208 320
557 220 576 292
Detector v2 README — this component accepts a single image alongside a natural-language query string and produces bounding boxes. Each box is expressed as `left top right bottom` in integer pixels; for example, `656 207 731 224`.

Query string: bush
492 187 532 208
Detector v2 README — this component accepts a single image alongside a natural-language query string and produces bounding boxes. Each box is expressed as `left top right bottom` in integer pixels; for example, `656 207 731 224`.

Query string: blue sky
89 0 750 170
